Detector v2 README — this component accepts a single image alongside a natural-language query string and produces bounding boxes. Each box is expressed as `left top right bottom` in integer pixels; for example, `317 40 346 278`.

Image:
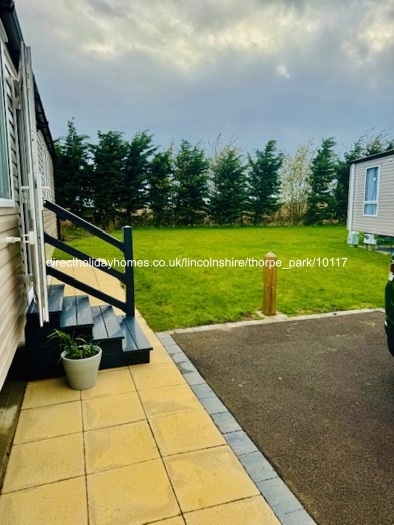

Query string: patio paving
0 266 281 525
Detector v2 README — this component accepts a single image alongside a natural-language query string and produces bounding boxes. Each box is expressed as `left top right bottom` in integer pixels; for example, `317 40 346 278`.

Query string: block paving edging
164 308 384 335
156 331 318 525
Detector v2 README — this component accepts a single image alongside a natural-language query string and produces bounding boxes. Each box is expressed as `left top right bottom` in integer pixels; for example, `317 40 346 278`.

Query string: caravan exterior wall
0 13 56 390
347 151 394 238
0 39 26 390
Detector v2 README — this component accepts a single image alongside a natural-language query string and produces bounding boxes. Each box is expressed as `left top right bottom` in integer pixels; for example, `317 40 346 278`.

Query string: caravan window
42 148 52 201
364 166 379 216
0 43 12 206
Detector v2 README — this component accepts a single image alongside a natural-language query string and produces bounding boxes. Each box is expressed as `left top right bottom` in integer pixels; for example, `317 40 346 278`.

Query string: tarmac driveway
173 311 394 525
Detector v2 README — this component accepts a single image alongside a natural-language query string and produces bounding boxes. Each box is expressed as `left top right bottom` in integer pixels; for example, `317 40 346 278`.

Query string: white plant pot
61 347 102 390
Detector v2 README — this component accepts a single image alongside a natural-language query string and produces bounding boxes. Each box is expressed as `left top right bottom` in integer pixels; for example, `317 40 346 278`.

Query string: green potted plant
48 329 102 390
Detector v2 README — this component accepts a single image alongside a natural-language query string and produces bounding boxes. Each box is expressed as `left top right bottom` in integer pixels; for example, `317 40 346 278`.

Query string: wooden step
27 284 64 317
60 295 93 331
90 305 124 361
92 305 123 340
120 316 153 353
97 314 152 368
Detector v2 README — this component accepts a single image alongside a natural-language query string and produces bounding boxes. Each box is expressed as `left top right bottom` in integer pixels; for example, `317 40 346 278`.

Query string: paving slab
2 433 85 492
139 384 203 417
130 362 185 391
87 459 180 525
81 367 136 399
82 391 145 430
22 377 80 409
164 446 260 513
150 409 226 456
84 420 160 473
0 477 88 525
13 401 82 444
184 496 280 525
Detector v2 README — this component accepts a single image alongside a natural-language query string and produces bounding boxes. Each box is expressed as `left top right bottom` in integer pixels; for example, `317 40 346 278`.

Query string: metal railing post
123 226 135 317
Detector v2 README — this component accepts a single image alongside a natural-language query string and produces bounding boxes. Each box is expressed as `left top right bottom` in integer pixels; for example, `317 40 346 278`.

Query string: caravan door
18 43 48 325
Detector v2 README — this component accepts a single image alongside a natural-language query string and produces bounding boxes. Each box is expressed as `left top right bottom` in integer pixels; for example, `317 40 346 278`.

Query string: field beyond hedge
55 225 388 331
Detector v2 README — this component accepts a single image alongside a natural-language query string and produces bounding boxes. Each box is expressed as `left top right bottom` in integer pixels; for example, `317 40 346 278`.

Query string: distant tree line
54 120 394 228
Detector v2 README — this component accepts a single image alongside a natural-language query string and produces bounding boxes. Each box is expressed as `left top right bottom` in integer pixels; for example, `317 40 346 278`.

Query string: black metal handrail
44 200 135 317
44 233 125 283
44 200 124 250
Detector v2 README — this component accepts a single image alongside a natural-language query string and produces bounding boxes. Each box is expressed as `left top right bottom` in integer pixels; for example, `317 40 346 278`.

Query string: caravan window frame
0 36 14 207
42 146 52 201
363 165 380 217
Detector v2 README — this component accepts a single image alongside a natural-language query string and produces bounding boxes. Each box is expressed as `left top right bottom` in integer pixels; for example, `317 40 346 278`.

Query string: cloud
15 0 394 153
74 0 321 71
19 0 394 76
276 64 291 80
342 0 394 79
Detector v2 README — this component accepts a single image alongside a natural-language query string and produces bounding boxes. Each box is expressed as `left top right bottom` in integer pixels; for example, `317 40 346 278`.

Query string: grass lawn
54 225 388 331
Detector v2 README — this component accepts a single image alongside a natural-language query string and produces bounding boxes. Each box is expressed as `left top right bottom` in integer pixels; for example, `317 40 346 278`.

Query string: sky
16 0 394 155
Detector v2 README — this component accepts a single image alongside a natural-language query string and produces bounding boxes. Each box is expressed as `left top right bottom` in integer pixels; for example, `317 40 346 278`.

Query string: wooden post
263 252 277 316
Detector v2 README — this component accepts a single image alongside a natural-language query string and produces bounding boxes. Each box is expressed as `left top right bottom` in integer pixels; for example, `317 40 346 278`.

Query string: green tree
210 144 247 225
90 131 127 227
279 141 314 225
248 140 283 224
120 130 156 221
173 140 209 226
148 148 175 226
54 119 91 217
360 129 394 156
305 137 337 225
